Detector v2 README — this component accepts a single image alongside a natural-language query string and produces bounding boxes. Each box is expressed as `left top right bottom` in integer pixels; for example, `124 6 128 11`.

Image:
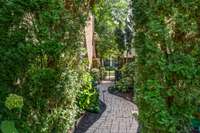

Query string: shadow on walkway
108 88 134 102
74 100 106 133
108 87 141 133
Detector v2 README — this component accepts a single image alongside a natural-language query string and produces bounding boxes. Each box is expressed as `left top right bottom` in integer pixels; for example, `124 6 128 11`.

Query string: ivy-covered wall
133 1 200 132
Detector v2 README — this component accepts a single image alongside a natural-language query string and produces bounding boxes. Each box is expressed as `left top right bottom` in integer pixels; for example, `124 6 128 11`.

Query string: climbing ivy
133 0 200 132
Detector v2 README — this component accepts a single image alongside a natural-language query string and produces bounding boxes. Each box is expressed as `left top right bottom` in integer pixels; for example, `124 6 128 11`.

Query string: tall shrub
133 1 200 132
0 0 92 132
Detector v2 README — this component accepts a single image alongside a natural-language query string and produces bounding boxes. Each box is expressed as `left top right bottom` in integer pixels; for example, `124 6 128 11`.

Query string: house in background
122 48 136 64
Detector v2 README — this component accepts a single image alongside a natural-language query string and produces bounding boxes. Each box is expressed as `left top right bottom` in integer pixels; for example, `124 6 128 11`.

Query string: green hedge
133 1 200 132
0 0 96 132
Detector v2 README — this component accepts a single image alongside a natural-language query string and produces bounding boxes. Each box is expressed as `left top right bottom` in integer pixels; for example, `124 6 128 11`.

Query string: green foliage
77 72 100 113
192 118 200 132
0 0 96 132
115 77 132 92
115 62 135 92
93 0 129 59
20 69 82 132
91 68 101 82
133 0 200 132
120 62 135 79
0 120 18 133
5 94 23 110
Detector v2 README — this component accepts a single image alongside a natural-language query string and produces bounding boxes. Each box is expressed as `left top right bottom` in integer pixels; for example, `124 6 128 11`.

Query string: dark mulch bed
74 100 106 133
108 87 134 102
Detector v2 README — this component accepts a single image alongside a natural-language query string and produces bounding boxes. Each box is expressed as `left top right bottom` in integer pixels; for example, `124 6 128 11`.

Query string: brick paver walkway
75 81 138 133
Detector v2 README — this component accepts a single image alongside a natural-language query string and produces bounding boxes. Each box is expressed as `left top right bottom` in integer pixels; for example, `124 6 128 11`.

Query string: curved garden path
75 81 139 133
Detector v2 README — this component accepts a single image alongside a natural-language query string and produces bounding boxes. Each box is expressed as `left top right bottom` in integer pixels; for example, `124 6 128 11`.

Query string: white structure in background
85 12 95 69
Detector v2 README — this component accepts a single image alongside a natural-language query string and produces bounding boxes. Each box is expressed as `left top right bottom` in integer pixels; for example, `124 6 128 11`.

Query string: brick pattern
76 81 138 133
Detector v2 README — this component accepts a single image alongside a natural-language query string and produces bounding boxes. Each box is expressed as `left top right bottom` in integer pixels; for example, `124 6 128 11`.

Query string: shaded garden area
1 0 200 133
